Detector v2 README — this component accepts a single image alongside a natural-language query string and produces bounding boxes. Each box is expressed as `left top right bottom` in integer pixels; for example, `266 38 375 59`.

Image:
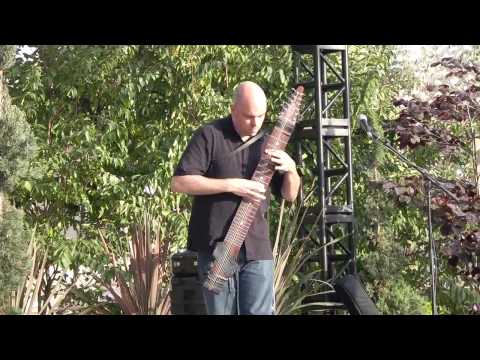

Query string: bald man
171 81 300 315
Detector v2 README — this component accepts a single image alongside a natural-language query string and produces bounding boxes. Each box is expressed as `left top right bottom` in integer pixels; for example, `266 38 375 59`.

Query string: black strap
215 129 267 162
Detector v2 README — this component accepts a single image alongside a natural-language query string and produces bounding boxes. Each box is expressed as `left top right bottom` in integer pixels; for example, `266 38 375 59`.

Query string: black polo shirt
173 115 284 260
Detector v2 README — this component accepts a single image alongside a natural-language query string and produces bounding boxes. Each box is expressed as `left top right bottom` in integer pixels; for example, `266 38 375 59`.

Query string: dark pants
197 246 274 315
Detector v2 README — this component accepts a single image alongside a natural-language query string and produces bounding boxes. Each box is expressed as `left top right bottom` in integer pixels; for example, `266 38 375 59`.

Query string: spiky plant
6 227 76 315
98 209 171 315
273 189 345 315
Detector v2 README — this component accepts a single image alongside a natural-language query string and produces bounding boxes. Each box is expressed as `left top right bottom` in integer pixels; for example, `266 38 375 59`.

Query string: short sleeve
174 126 213 177
270 170 285 198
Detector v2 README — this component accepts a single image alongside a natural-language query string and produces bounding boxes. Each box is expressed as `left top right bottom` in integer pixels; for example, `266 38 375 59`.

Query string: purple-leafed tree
378 56 480 313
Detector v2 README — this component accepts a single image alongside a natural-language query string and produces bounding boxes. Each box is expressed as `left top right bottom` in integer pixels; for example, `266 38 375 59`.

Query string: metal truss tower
291 46 356 306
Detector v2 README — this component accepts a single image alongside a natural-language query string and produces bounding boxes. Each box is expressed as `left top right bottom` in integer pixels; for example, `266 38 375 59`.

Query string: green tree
7 45 442 314
6 45 294 310
0 45 37 310
349 45 433 314
375 54 480 314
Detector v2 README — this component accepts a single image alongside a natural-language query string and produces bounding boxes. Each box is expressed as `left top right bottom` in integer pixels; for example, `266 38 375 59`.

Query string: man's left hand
265 149 296 174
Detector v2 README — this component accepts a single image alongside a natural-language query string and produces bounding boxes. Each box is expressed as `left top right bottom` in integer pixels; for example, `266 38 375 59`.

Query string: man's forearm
281 169 300 202
171 175 232 195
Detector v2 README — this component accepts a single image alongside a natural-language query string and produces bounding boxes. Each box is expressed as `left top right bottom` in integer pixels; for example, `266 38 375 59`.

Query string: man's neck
230 115 251 142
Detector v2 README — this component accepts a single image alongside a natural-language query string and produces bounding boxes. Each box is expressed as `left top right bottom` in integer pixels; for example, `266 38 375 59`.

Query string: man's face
231 98 267 138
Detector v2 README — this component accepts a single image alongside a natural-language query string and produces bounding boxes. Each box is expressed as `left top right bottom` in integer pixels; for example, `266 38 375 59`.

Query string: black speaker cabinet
170 276 206 315
333 275 381 315
171 250 198 277
170 250 206 315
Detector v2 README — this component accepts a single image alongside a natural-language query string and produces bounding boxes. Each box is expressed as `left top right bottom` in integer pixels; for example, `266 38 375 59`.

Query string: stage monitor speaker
333 275 381 315
170 250 206 315
171 250 199 277
170 276 206 315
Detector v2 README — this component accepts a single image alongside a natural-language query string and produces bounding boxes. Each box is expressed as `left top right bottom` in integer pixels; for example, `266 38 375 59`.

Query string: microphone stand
364 127 459 316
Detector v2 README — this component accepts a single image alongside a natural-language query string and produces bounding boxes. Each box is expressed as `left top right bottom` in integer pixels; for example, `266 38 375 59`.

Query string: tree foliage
0 45 36 308
8 45 469 314
6 45 294 308
373 55 480 313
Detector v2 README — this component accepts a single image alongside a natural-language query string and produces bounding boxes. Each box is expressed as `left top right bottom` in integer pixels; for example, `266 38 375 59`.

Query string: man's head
230 81 267 138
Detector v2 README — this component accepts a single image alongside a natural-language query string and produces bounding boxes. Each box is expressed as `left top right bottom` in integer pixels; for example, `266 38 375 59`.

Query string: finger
246 194 265 203
269 153 283 161
251 182 266 192
250 196 266 203
266 149 283 157
244 187 263 198
270 149 284 156
249 190 266 200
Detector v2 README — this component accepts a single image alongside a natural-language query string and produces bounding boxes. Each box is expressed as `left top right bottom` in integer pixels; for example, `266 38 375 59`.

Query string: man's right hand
226 178 266 203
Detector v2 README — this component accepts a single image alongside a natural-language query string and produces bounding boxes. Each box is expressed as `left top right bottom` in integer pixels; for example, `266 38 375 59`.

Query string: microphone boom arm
365 122 459 202
359 114 457 316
